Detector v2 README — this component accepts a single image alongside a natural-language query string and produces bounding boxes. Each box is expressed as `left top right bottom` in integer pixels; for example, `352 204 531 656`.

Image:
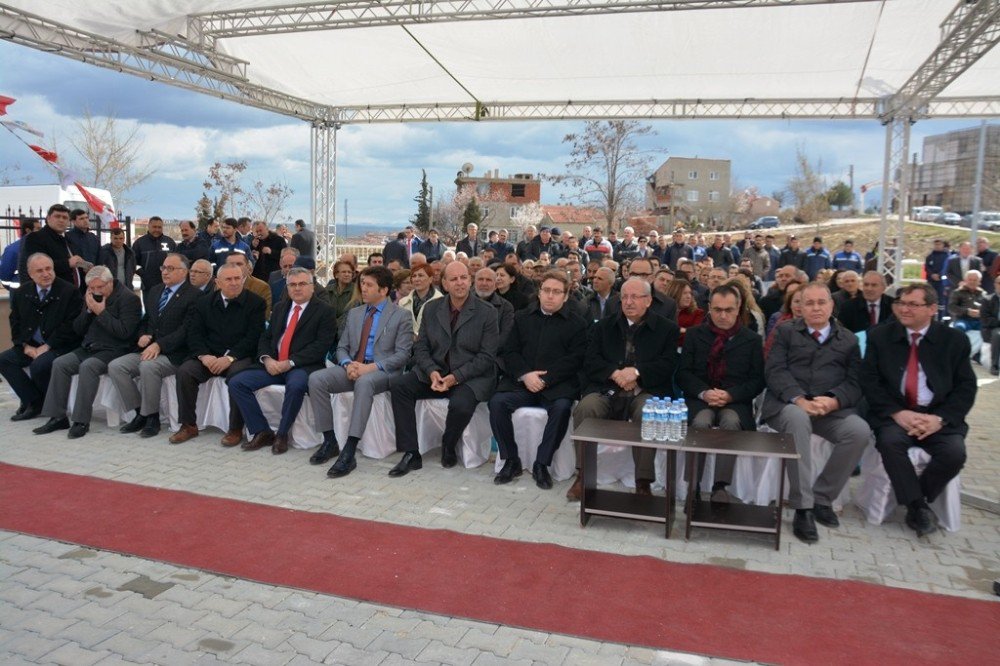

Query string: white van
1 184 115 219
915 205 943 222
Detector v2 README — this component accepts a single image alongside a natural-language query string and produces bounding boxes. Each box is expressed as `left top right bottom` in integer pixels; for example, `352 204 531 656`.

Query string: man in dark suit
861 283 977 536
290 219 316 258
97 228 137 289
188 259 215 293
0 253 82 420
626 258 678 321
228 267 336 454
585 266 620 322
455 223 482 257
489 271 588 489
417 228 447 262
763 282 870 543
168 263 267 445
837 271 895 334
382 232 409 268
65 209 99 284
18 204 80 287
387 261 499 476
107 253 200 438
568 278 680 500
176 221 212 264
677 284 765 500
308 266 414 476
982 275 1000 375
34 266 142 439
133 216 177 296
249 221 287 282
945 242 983 292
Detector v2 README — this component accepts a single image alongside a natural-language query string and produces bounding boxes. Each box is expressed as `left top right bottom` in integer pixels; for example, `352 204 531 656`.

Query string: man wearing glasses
188 259 215 293
108 254 201 438
626 258 677 321
861 283 977 536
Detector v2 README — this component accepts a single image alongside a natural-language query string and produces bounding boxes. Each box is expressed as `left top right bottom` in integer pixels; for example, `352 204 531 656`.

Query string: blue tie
158 287 171 313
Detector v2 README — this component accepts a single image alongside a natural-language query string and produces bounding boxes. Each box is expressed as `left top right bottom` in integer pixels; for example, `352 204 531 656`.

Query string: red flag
74 182 118 228
28 144 58 163
0 95 15 116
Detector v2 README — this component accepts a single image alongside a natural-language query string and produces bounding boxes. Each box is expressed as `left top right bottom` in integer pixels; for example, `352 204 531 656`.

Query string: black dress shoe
309 437 340 465
67 422 90 439
532 462 553 490
388 451 422 477
441 446 458 469
493 457 523 485
327 453 357 478
11 403 41 422
33 417 70 435
905 506 938 537
813 503 840 528
793 509 819 543
120 413 147 434
139 415 161 438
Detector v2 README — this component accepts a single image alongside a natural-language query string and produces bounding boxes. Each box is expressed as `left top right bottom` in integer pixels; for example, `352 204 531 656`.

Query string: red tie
811 330 821 343
869 303 877 326
905 332 920 408
278 305 301 361
355 307 376 363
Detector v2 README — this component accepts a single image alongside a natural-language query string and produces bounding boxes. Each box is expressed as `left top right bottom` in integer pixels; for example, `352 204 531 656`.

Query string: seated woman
764 285 804 359
664 278 704 346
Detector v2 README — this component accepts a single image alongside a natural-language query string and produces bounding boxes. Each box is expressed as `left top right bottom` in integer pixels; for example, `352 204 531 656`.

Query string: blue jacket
832 250 863 272
0 239 21 281
210 237 252 268
804 247 832 280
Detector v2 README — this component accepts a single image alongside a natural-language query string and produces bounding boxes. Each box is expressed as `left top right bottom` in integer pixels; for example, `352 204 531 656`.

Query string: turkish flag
0 95 15 116
29 144 58 163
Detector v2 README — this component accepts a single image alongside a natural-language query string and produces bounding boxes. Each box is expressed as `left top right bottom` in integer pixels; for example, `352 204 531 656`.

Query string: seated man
308 266 414 477
947 269 986 360
762 282 870 543
387 261 499 476
108 253 201 438
34 266 141 439
1 253 83 421
982 275 1000 375
861 283 977 536
168 263 267 445
676 284 765 500
489 271 588 489
188 259 216 293
225 251 272 319
568 278 680 500
837 270 895 334
228 267 336 454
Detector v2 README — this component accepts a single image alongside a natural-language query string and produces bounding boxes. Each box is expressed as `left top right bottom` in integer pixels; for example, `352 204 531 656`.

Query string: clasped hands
137 335 160 360
610 366 640 392
702 388 732 408
794 395 840 417
892 410 943 441
343 361 376 381
199 354 235 375
429 370 457 392
521 370 547 393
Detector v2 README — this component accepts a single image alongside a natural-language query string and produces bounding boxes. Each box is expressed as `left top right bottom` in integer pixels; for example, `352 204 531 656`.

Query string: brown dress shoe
272 434 289 455
220 429 244 447
169 424 199 444
635 479 653 496
566 474 583 502
242 430 275 451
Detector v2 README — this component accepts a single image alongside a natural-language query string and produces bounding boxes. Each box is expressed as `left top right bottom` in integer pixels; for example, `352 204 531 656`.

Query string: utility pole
429 185 434 228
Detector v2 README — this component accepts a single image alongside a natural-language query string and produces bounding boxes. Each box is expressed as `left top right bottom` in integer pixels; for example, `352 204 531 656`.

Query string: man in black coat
627 258 677 321
168 263 267 446
527 226 560 260
34 266 142 439
133 216 177 295
18 204 80 287
777 235 808 271
837 271 895 334
455 223 482 257
861 283 977 536
417 228 447 262
382 232 409 268
65 209 99 284
97 228 137 289
489 272 588 489
585 266 620 323
290 219 316 258
569 278 681 500
677 284 765 499
176 221 212 264
249 221 287 282
705 235 735 271
107 254 201 438
0 253 83 420
228 267 337 454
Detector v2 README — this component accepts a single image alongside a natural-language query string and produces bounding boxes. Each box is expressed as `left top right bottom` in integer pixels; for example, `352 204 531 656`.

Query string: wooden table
571 418 686 538
682 428 798 550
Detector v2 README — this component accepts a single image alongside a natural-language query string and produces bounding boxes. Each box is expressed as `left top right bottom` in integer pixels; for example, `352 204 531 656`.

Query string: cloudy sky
0 39 983 229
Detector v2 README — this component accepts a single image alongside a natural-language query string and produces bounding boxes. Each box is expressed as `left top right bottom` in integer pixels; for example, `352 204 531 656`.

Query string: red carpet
0 463 996 664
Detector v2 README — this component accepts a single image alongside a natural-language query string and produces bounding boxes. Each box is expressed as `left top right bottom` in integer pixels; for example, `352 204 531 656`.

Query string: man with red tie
228 267 336 454
861 283 977 536
836 271 895 334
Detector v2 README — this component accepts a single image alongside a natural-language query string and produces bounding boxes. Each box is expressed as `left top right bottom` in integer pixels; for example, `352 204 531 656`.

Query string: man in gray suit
387 261 499 476
762 282 870 544
34 266 142 439
308 266 414 477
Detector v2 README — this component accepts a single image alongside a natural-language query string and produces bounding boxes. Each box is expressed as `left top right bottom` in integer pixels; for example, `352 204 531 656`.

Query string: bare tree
0 162 33 186
66 108 155 208
786 145 828 223
243 179 294 224
548 120 659 231
203 161 247 219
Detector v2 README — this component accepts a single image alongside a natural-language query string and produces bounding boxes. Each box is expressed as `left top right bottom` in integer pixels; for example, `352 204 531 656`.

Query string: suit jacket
245 275 273 319
258 296 336 373
583 311 679 398
290 228 316 257
412 294 499 401
762 318 862 421
945 255 984 286
585 291 621 323
837 293 895 333
861 320 977 436
417 238 447 262
140 281 201 365
336 299 414 374
382 239 409 267
18 225 76 285
981 292 1000 335
676 323 765 431
456 237 482 257
176 236 212 263
73 281 142 360
187 289 266 361
498 304 588 400
481 292 515 348
97 243 137 288
9 277 83 353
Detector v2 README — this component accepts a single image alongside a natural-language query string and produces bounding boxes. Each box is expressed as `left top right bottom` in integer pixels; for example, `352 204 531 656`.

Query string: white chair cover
68 375 128 427
332 392 397 459
491 406 575 481
163 375 230 433
416 399 491 468
855 443 961 532
252 385 321 449
592 445 706 499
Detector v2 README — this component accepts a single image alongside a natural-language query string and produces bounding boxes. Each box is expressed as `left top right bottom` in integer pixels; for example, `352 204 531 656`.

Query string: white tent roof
2 0 999 123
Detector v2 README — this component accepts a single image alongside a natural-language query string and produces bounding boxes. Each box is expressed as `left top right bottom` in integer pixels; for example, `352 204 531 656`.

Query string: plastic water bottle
640 398 655 441
669 400 681 442
655 399 669 442
678 399 688 441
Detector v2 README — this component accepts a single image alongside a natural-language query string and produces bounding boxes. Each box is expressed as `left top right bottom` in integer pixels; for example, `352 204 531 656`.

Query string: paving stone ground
1 368 998 664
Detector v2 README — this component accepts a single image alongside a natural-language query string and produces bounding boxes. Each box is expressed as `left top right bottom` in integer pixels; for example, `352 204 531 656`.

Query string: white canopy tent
3 0 999 277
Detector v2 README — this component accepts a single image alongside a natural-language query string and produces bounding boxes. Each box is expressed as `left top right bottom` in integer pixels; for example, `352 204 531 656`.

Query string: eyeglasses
190 269 212 275
160 265 184 272
539 288 566 296
630 272 652 278
709 307 738 315
287 281 311 288
896 300 931 309
620 294 650 301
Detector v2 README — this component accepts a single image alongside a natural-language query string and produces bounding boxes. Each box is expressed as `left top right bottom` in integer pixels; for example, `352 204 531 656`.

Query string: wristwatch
226 355 236 363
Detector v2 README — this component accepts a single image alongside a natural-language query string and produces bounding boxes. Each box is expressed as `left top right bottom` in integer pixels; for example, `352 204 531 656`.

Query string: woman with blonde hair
397 263 443 334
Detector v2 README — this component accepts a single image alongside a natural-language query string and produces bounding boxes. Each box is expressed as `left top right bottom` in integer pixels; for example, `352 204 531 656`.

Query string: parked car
749 216 780 229
914 205 944 222
936 212 962 225
979 212 1000 231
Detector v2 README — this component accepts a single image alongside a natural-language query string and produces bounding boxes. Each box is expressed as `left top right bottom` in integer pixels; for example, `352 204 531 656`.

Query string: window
709 171 719 181
709 191 720 202
511 183 526 197
686 190 699 203
688 170 698 180
481 207 490 219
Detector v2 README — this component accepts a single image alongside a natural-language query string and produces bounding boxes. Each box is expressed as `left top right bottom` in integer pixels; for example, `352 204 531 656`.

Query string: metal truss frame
311 122 339 269
876 117 911 286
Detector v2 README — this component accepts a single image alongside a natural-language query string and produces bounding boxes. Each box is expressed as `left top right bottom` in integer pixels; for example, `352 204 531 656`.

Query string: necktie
355 306 375 363
157 287 171 313
869 303 877 326
39 288 48 302
811 330 822 343
905 332 920 408
64 237 79 287
279 305 301 361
